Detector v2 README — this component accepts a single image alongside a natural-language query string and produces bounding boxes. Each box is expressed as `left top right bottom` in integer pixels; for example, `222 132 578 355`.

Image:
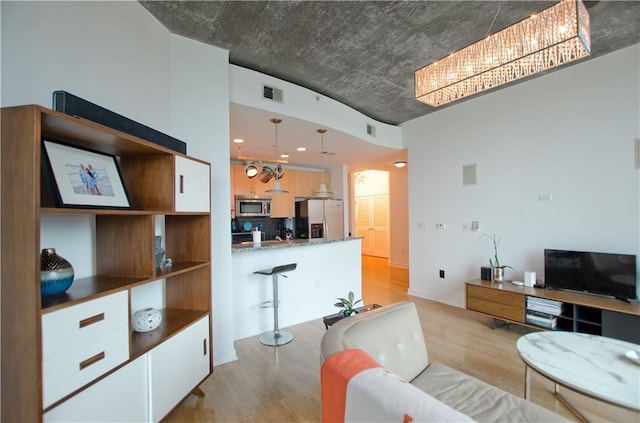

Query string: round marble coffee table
517 331 640 421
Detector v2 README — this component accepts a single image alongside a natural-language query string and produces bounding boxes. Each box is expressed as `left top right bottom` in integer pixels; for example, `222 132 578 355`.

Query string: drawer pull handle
79 351 105 370
180 175 184 193
79 313 105 328
203 339 207 356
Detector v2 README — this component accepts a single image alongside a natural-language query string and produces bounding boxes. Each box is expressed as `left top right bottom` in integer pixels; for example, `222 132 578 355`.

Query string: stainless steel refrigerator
295 199 344 239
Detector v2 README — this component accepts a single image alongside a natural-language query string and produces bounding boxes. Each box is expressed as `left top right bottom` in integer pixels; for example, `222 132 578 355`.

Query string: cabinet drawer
44 354 148 423
42 291 128 361
467 285 524 323
175 156 210 212
43 325 129 409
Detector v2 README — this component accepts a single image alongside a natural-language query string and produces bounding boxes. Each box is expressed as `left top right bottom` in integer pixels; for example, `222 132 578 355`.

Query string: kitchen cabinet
293 169 330 197
270 171 295 217
1 105 212 422
232 164 269 197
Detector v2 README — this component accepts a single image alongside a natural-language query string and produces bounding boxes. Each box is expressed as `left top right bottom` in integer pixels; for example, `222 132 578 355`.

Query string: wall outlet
439 269 445 278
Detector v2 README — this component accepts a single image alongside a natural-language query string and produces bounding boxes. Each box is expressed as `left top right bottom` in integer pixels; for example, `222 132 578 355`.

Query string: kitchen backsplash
232 217 294 241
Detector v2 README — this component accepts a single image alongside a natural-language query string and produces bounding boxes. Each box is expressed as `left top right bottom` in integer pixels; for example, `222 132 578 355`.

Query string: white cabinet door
149 316 210 422
175 156 210 212
44 355 148 423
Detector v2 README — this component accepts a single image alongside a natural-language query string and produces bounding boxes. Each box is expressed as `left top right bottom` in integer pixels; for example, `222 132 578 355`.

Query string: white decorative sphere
132 308 162 332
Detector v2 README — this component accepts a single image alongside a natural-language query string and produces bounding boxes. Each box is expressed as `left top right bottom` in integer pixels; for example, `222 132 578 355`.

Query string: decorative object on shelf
154 235 165 271
132 307 162 332
40 248 75 296
42 140 131 209
480 233 513 282
313 129 333 198
266 118 289 194
334 291 363 317
415 0 590 107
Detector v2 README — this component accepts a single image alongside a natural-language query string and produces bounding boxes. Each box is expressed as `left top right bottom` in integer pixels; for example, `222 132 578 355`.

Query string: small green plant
334 291 363 317
480 233 513 270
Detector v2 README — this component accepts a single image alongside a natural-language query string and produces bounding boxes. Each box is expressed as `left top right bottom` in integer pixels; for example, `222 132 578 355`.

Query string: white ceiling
229 103 407 172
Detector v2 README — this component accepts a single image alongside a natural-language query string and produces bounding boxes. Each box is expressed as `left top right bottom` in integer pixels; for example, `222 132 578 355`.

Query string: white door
149 316 211 422
355 195 389 258
175 156 210 212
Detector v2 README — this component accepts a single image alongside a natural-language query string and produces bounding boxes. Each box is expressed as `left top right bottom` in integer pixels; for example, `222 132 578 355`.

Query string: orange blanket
321 349 474 423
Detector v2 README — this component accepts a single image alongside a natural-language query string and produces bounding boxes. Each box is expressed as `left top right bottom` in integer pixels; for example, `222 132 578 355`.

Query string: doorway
353 170 389 258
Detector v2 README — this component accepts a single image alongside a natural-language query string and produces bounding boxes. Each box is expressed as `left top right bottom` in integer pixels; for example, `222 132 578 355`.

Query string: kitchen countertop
231 237 361 253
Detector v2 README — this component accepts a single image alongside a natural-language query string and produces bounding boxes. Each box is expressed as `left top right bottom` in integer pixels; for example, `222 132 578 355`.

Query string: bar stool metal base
259 330 294 346
254 263 297 348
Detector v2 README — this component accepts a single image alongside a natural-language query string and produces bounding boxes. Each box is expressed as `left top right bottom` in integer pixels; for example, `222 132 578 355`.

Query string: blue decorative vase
155 236 165 270
40 248 74 296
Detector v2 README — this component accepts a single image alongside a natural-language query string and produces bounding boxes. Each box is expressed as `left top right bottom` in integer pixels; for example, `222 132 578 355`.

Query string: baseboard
388 260 409 269
233 306 335 341
214 348 238 366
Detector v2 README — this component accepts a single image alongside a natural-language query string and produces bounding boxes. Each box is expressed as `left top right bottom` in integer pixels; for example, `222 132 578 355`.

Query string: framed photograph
42 140 131 209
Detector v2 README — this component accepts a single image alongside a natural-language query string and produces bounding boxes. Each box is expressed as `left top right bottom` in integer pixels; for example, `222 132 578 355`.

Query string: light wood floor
164 256 638 422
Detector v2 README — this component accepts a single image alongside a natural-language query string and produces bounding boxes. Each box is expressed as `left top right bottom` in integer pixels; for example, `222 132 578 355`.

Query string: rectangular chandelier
415 0 590 107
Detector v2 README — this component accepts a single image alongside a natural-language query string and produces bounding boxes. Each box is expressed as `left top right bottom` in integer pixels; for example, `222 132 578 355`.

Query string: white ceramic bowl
132 307 162 332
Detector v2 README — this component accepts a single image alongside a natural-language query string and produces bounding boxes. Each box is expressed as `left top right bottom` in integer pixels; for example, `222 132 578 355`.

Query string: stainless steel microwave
235 195 272 217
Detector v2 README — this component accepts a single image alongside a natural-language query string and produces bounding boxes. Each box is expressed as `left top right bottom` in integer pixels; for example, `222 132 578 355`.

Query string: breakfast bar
231 237 362 340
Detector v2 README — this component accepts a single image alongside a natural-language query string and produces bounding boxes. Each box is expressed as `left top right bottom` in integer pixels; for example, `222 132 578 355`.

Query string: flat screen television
544 249 638 301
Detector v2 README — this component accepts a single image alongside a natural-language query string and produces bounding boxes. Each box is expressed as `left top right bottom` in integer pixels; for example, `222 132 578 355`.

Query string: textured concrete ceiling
140 1 640 126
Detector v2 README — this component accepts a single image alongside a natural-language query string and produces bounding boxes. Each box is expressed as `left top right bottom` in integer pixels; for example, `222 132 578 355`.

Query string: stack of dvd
526 297 563 329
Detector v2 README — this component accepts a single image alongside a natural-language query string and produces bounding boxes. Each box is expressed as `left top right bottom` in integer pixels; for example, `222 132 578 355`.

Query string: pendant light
313 129 333 198
266 118 288 194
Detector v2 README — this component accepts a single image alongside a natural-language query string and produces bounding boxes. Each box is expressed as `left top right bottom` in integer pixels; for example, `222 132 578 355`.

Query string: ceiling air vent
366 124 376 137
262 84 283 103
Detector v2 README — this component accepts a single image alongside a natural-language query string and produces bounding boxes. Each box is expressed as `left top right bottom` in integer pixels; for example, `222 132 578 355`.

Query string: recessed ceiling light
281 152 289 158
297 147 306 152
232 138 244 143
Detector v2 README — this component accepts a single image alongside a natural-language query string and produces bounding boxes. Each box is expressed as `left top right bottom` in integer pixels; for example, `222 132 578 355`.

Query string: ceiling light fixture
245 161 259 178
313 129 333 198
415 0 590 107
265 118 288 195
394 161 407 168
233 138 244 144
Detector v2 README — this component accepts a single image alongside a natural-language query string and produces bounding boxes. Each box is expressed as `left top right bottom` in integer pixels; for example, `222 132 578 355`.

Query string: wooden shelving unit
1 105 212 422
466 279 640 343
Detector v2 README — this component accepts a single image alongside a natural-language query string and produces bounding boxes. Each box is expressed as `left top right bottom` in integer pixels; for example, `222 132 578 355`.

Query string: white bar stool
255 263 297 346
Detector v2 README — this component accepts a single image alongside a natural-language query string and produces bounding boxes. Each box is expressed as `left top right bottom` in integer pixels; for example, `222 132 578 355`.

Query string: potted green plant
480 233 513 282
334 291 363 317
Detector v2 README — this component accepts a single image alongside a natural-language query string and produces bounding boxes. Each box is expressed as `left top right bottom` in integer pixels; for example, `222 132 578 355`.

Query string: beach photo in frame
42 140 131 208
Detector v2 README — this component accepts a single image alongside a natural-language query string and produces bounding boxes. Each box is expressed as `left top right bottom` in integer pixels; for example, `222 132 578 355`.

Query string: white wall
229 65 402 150
168 35 236 364
403 45 640 306
2 1 237 365
231 240 362 339
389 165 409 268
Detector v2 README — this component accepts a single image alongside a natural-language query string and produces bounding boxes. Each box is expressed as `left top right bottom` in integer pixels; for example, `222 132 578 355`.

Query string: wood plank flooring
164 256 638 422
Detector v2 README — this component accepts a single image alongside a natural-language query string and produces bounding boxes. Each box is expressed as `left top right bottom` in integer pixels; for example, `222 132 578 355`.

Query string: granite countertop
231 237 361 253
